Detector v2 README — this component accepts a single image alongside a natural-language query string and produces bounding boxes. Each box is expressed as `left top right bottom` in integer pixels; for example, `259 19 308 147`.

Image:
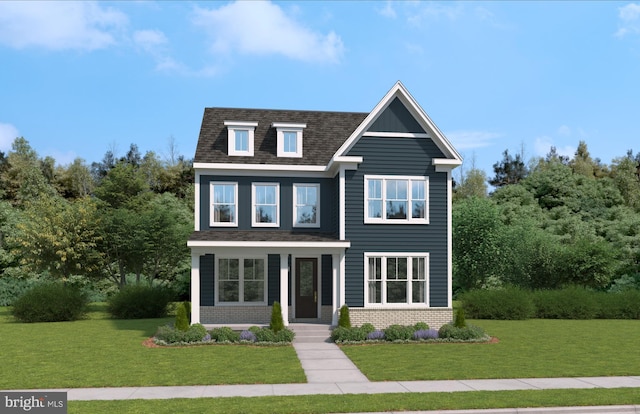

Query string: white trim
271 122 307 129
190 252 200 324
364 175 429 224
225 121 258 157
434 158 463 173
273 122 306 158
293 183 320 228
279 253 290 326
331 253 339 326
364 252 430 307
194 171 201 231
209 181 238 227
445 169 453 308
362 132 430 138
339 165 346 239
251 182 280 227
194 162 327 173
214 255 268 306
187 240 351 249
331 81 462 164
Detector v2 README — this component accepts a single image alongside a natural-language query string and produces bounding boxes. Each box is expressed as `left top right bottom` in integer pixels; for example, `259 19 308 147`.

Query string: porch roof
187 230 350 249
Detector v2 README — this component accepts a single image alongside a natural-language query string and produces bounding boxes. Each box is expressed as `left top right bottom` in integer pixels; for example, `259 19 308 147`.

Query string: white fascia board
271 122 307 129
333 81 463 163
224 121 259 127
433 158 463 172
362 132 430 138
327 155 363 174
187 240 350 249
193 162 326 173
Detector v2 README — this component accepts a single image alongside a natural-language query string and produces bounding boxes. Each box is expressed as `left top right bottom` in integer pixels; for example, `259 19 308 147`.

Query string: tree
453 167 488 202
489 149 528 188
93 162 148 209
610 151 640 211
55 158 95 199
570 141 597 178
10 195 102 280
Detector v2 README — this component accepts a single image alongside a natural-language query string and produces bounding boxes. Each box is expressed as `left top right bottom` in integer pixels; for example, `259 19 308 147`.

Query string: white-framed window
252 182 280 227
364 175 428 224
225 121 257 156
365 253 429 306
273 122 305 157
210 182 237 227
293 183 320 228
216 257 266 305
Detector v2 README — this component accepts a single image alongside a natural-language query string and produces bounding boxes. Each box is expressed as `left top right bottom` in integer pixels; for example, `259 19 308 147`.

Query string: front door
295 258 318 318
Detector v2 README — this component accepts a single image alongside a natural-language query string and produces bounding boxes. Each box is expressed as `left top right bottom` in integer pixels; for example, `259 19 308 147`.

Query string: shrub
598 290 640 319
270 301 285 333
12 282 88 322
253 327 276 342
275 328 295 343
383 324 414 341
367 330 385 340
454 307 466 328
331 326 367 342
209 327 240 343
413 329 439 340
0 276 41 306
360 323 375 334
183 324 208 342
239 330 257 342
107 285 174 319
414 321 430 331
460 287 535 320
155 323 209 344
174 302 190 332
438 323 486 341
533 286 599 319
338 304 351 328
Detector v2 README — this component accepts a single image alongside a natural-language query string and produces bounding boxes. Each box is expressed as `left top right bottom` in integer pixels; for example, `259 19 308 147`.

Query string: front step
289 324 333 343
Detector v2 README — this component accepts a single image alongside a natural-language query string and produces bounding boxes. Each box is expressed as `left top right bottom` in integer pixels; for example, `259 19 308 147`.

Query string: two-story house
187 81 462 329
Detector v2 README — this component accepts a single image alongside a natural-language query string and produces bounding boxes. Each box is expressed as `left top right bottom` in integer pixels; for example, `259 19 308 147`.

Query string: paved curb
342 406 640 414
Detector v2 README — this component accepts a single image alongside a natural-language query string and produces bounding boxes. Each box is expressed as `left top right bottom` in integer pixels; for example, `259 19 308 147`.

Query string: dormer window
225 121 258 156
272 122 306 158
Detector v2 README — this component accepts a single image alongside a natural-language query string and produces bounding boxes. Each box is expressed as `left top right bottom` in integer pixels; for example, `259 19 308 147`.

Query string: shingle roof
194 108 368 165
189 230 344 243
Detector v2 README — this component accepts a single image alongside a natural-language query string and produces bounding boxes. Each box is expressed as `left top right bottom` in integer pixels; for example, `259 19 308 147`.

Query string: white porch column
339 250 346 309
279 253 289 326
190 252 200 324
332 253 340 326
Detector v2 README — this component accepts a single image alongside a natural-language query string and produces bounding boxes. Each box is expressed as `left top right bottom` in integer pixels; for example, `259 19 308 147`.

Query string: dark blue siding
200 176 336 233
368 97 426 134
200 254 215 306
267 254 280 305
321 254 333 305
345 136 449 307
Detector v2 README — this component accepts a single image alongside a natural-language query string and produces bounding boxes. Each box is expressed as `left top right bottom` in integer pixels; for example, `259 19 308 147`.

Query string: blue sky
1 1 639 179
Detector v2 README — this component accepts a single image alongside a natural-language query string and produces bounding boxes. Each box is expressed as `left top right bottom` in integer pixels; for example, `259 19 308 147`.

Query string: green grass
0 305 305 389
341 319 640 381
69 388 640 414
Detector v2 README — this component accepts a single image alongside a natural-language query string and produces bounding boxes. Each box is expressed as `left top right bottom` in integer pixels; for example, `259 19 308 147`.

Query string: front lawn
341 319 640 381
0 305 305 389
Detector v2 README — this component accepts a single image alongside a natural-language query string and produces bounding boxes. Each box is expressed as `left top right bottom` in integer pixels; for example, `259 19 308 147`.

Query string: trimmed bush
107 285 174 319
414 321 430 331
438 323 486 340
12 282 89 323
209 327 240 343
239 330 257 342
155 323 209 344
383 324 414 341
460 287 535 320
270 301 285 333
331 326 367 342
360 323 376 334
367 330 385 340
175 302 190 331
338 304 351 328
600 290 640 319
275 328 295 343
533 286 599 319
414 329 439 340
454 308 466 328
252 327 276 342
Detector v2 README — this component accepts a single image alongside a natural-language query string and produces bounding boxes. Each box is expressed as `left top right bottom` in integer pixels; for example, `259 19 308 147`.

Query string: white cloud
0 1 127 50
192 1 344 64
133 29 168 53
615 3 640 37
534 136 575 158
407 3 463 26
0 123 19 152
557 125 571 136
377 1 397 19
446 130 501 150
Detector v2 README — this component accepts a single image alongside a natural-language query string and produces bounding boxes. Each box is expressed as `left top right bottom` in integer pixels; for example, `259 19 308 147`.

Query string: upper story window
272 122 306 158
210 182 237 227
364 175 428 224
224 121 258 156
293 183 320 228
252 183 280 227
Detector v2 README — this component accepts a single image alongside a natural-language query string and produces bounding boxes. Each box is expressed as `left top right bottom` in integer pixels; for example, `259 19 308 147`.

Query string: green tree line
0 137 194 299
453 141 640 295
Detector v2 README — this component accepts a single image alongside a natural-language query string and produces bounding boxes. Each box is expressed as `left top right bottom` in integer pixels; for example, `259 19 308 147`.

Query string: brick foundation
348 308 453 330
201 305 335 325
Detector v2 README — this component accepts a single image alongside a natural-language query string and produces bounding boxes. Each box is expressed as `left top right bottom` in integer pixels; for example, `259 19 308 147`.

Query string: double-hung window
364 175 428 223
293 183 320 227
210 182 237 227
217 257 266 304
273 123 305 158
365 253 428 306
225 121 257 156
252 183 279 227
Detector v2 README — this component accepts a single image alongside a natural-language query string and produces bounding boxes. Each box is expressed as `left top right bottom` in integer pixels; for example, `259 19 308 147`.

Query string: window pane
387 281 407 303
214 205 234 223
412 258 425 280
412 180 424 199
235 130 248 151
368 257 381 280
256 206 276 223
387 257 406 280
386 201 407 219
213 184 236 223
368 281 381 304
299 261 314 297
254 184 278 224
219 258 240 302
412 281 426 303
412 201 425 219
284 132 297 152
297 206 316 224
220 281 239 302
368 200 382 218
295 185 318 225
244 281 263 302
368 179 381 199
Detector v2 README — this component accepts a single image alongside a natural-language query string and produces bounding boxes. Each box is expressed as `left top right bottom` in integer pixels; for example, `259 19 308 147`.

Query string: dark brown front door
295 258 318 318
